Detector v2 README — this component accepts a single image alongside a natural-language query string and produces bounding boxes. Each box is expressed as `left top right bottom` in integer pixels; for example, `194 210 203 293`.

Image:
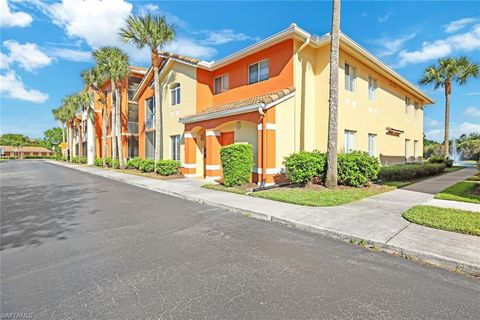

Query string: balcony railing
128 121 139 134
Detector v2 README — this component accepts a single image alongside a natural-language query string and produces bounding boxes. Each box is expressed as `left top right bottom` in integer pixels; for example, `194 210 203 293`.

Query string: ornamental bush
378 163 445 181
283 151 326 185
220 144 254 187
155 160 181 176
428 155 445 164
78 157 87 164
72 156 79 163
94 158 103 166
139 159 155 172
337 151 381 187
126 157 142 169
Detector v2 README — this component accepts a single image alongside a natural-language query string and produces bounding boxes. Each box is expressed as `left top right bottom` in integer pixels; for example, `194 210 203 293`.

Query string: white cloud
444 17 476 33
396 24 480 67
426 122 480 141
0 0 33 28
464 106 480 118
0 52 9 69
465 92 480 96
165 38 217 60
378 11 392 23
424 116 440 127
2 40 52 71
0 70 49 103
374 33 416 57
51 48 92 62
202 29 260 45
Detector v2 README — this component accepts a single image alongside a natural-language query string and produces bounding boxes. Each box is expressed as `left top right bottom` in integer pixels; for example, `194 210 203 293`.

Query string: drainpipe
258 105 267 187
297 36 311 53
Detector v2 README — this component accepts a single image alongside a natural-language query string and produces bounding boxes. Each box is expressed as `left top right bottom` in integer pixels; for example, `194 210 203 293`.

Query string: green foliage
436 182 480 204
138 159 155 172
337 151 381 187
379 163 445 181
220 144 254 187
22 155 54 159
103 157 119 168
72 156 79 163
283 151 326 185
126 157 142 169
477 160 480 172
95 158 103 166
78 157 87 164
0 133 36 147
459 139 480 160
55 154 63 161
428 155 453 167
155 160 181 176
39 127 63 150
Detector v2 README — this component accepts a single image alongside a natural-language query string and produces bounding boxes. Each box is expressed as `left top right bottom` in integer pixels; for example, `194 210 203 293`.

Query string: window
214 74 229 94
414 140 418 159
145 97 155 129
345 63 356 92
405 96 410 114
405 139 410 160
248 60 269 84
171 135 181 161
145 132 155 159
171 83 180 106
368 134 377 157
344 130 356 153
368 77 377 100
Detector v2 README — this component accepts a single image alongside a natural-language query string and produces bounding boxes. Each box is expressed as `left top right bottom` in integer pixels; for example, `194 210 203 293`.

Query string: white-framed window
405 96 410 114
414 140 418 159
171 83 180 106
344 130 356 153
368 77 377 100
145 131 155 159
414 101 419 122
214 74 229 94
368 133 377 157
248 60 269 84
171 135 181 161
345 63 356 92
145 97 155 129
405 139 410 160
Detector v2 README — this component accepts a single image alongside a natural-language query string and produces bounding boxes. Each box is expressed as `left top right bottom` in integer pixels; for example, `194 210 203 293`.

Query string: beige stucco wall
275 97 296 168
217 121 258 167
159 62 197 164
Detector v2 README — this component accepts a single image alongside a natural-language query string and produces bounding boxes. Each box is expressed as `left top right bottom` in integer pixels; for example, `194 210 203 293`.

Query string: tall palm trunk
79 121 83 158
116 86 125 169
68 124 74 161
110 83 117 163
444 80 451 158
62 122 66 142
102 103 108 167
325 0 341 189
153 53 163 163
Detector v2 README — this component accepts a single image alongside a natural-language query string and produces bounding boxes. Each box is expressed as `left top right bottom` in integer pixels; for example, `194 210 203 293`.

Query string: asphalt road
1 160 479 320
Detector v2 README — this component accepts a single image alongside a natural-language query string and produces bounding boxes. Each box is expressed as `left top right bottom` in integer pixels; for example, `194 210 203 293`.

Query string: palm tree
73 92 91 158
61 95 79 161
81 67 104 165
120 14 176 162
420 57 479 158
325 0 341 189
52 106 68 143
94 46 130 169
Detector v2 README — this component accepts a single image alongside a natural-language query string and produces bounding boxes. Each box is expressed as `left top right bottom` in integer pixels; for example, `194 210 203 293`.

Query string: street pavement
1 160 479 319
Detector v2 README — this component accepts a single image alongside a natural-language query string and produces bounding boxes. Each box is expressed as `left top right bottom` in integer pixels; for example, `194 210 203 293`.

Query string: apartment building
109 24 434 185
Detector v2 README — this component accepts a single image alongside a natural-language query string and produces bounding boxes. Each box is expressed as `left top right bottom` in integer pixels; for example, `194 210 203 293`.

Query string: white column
87 113 95 165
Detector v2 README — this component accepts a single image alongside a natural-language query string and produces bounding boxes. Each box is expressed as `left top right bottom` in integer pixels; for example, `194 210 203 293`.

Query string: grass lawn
466 174 480 182
403 205 480 236
202 183 253 195
435 181 480 204
381 166 466 188
444 166 465 172
251 185 395 206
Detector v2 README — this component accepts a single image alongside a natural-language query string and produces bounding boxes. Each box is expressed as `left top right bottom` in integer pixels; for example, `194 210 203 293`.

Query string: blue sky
1 0 479 141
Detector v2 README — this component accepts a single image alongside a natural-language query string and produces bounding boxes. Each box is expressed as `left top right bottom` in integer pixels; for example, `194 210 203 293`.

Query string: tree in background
420 57 479 158
0 134 35 147
39 127 63 152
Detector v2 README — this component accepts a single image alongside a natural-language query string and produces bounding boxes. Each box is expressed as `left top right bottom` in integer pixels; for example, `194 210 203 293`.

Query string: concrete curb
45 160 480 277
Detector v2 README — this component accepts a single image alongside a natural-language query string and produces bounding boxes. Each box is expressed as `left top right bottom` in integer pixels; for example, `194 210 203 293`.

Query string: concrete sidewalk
45 160 480 275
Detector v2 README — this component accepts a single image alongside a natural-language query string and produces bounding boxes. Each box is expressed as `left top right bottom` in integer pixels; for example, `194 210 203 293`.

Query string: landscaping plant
138 159 155 172
283 151 326 185
95 158 103 166
337 151 381 187
378 163 445 181
126 157 142 169
220 144 253 187
155 160 181 176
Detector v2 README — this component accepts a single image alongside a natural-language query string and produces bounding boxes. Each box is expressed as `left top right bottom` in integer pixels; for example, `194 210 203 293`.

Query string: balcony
128 121 139 134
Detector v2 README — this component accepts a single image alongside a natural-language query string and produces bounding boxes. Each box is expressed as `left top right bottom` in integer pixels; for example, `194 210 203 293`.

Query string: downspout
258 105 267 187
294 36 310 152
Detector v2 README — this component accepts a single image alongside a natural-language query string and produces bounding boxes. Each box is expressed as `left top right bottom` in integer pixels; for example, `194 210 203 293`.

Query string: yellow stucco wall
217 121 258 167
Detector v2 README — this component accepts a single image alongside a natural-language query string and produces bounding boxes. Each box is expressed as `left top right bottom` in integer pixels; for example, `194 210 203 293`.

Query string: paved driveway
1 160 479 319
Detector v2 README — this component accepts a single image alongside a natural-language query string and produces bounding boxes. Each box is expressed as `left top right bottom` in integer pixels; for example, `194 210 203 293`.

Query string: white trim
206 164 221 170
182 163 196 169
206 130 220 137
257 123 276 130
205 176 221 181
184 174 197 178
254 167 282 175
184 132 196 139
264 91 295 109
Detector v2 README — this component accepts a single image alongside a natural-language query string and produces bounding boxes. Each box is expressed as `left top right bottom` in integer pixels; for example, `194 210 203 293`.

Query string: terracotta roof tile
158 51 200 64
1 146 54 153
181 87 295 121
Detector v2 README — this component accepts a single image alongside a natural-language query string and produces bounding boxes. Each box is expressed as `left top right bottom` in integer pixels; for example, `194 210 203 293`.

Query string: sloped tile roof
1 146 54 153
181 87 295 122
159 52 200 64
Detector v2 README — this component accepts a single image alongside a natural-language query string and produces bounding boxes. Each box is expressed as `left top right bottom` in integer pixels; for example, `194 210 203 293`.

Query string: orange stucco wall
138 84 154 158
196 39 294 111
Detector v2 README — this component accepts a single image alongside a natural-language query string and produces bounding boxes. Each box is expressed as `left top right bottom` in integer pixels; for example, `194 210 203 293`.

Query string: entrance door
220 131 235 146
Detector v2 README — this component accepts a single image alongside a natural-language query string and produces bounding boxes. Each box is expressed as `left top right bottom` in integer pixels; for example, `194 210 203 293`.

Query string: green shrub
78 157 87 164
428 156 445 164
139 159 155 172
477 160 480 172
55 154 63 161
72 156 79 163
23 155 54 159
220 144 254 187
94 158 103 166
379 163 445 181
444 158 454 167
337 151 381 187
283 151 326 185
155 160 181 176
112 159 120 169
105 157 112 167
126 157 142 169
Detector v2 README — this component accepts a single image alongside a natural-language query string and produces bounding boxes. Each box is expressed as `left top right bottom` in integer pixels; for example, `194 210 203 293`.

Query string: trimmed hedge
338 151 381 187
220 144 254 187
23 155 54 159
95 158 103 166
379 163 445 181
126 157 142 169
138 159 155 172
155 160 181 176
429 155 454 168
283 151 326 185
